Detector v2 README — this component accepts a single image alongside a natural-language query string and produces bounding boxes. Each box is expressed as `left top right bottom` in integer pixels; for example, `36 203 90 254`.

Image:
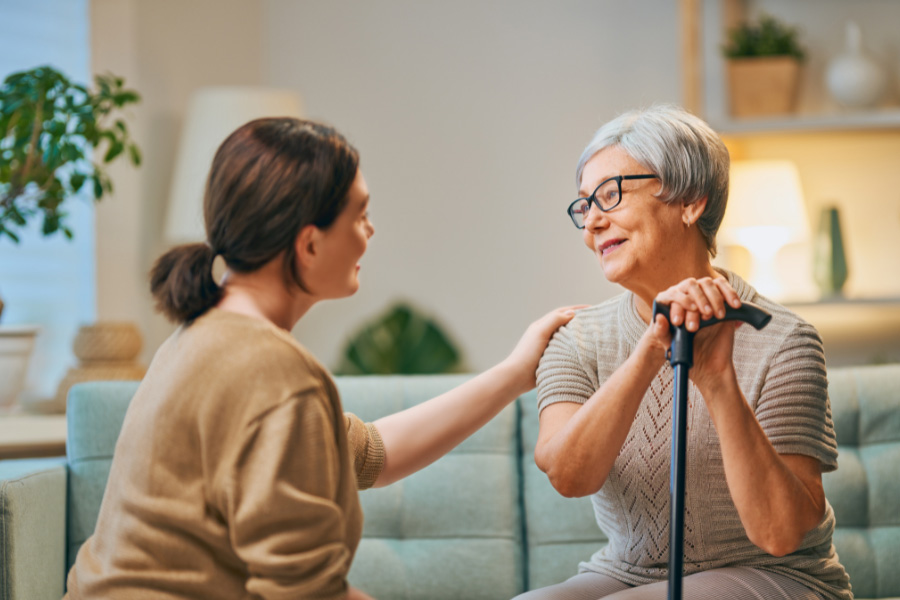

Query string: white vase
0 325 39 409
826 22 887 109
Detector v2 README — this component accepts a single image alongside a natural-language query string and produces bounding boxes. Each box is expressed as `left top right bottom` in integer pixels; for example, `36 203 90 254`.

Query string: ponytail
150 244 223 324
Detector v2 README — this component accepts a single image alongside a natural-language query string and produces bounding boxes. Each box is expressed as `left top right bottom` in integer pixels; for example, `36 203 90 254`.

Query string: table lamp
164 87 303 243
719 160 810 299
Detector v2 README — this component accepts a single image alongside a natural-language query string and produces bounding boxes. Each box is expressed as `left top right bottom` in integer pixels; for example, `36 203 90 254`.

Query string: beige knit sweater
65 309 384 600
536 270 852 600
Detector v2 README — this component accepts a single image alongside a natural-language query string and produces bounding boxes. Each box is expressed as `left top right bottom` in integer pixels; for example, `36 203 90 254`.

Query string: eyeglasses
567 174 660 229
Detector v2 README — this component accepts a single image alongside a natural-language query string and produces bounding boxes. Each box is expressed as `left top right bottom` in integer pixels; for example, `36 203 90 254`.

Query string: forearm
536 340 663 497
371 360 525 487
705 376 825 556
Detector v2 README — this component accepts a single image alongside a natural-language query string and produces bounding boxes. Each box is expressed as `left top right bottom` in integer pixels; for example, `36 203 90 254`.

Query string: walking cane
651 300 772 600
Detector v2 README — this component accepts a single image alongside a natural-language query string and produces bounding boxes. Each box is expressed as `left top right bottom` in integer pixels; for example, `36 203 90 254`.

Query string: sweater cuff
344 413 386 489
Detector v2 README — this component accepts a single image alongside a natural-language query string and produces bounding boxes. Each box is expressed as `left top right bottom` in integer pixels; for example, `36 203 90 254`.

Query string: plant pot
73 322 142 362
0 325 39 410
726 56 801 118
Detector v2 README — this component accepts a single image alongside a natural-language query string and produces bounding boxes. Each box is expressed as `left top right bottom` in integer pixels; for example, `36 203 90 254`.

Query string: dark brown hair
151 118 360 323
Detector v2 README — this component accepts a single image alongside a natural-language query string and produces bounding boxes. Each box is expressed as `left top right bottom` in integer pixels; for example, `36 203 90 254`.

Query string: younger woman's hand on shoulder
504 305 588 393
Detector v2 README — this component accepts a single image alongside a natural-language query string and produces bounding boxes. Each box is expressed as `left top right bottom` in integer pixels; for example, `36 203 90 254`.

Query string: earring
683 216 691 228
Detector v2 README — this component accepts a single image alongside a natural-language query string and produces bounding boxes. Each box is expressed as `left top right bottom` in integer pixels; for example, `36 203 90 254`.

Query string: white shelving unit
697 0 900 137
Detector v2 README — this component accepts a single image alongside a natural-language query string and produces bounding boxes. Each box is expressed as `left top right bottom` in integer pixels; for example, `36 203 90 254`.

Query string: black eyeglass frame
567 174 660 229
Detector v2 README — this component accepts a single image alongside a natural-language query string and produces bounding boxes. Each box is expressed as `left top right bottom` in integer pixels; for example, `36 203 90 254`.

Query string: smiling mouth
599 239 625 255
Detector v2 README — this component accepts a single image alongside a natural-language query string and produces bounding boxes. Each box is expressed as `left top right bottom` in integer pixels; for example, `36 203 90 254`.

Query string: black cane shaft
668 364 690 600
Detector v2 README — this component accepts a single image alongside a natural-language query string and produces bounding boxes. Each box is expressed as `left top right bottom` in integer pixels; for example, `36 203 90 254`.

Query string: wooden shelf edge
711 109 900 135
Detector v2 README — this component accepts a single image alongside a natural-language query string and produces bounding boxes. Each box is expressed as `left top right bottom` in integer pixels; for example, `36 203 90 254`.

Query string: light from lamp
720 160 810 298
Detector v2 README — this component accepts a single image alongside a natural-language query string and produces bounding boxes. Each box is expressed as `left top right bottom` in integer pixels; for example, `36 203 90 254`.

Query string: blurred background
2 0 900 410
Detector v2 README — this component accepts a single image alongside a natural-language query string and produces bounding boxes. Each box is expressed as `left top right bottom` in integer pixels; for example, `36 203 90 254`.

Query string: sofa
1 364 898 600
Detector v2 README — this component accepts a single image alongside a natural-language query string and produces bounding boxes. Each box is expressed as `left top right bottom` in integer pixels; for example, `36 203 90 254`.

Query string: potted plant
335 302 463 375
722 14 806 118
0 65 141 409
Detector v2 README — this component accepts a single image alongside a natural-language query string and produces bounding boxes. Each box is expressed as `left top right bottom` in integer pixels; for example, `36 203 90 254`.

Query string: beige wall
91 0 681 371
90 0 900 374
91 0 264 362
265 0 681 371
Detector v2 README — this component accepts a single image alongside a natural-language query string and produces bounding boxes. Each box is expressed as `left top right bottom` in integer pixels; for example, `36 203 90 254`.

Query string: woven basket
73 322 143 362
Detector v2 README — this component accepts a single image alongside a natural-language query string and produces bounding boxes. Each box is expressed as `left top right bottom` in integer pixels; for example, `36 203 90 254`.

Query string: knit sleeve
225 393 351 600
536 320 596 414
755 322 839 472
344 413 385 490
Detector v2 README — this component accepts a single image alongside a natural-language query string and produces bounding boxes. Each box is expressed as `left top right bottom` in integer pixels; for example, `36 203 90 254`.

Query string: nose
582 201 607 231
366 219 375 239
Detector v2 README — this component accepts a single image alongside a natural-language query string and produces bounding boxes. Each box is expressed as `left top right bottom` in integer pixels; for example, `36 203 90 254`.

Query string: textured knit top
65 309 385 600
536 270 852 600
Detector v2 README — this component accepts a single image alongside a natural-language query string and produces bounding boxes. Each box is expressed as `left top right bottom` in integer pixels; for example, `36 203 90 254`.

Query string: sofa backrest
338 375 525 600
517 389 607 590
823 364 900 599
65 380 139 573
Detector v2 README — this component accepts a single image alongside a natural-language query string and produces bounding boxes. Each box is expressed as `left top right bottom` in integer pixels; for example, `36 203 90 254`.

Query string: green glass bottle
813 206 849 297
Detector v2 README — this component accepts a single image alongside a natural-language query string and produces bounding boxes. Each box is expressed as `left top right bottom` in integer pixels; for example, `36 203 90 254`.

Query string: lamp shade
164 87 303 243
720 160 810 298
720 160 810 250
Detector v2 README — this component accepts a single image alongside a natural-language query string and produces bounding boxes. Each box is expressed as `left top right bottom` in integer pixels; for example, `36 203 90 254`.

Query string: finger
652 313 672 347
679 279 712 321
656 288 697 312
557 304 590 314
714 278 742 309
669 300 686 327
698 277 725 319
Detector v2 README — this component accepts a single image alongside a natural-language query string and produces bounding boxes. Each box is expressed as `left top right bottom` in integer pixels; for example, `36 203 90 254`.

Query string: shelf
782 298 900 367
690 1 900 138
711 109 900 136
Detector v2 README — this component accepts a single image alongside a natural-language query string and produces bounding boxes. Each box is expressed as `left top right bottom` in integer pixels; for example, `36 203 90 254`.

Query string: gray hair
576 104 730 257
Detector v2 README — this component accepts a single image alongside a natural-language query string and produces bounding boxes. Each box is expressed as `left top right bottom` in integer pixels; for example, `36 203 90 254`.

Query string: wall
90 0 681 373
91 0 265 363
88 0 900 377
263 0 681 371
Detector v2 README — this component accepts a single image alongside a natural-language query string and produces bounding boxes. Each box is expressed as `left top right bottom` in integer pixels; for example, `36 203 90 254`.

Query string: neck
631 251 720 325
216 259 315 331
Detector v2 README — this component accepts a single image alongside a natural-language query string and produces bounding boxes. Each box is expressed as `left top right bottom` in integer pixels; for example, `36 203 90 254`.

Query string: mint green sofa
1 364 898 599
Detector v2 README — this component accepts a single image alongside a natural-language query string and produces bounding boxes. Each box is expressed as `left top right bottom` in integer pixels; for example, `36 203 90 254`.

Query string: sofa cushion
65 380 139 572
0 457 68 600
824 364 900 599
518 389 608 590
337 374 524 600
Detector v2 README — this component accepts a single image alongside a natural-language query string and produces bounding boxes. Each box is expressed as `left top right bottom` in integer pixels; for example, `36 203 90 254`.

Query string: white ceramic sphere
827 53 887 108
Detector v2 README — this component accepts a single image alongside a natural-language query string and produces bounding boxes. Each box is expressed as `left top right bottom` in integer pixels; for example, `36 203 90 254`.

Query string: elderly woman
518 105 852 600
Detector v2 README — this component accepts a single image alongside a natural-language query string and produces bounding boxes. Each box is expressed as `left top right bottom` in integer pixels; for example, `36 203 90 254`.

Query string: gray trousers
514 567 825 600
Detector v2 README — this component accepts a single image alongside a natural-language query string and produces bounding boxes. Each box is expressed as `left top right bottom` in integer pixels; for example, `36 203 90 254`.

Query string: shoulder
551 294 627 348
178 309 339 416
738 295 824 362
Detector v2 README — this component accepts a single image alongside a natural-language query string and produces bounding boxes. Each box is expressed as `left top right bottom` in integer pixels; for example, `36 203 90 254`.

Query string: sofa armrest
0 457 68 600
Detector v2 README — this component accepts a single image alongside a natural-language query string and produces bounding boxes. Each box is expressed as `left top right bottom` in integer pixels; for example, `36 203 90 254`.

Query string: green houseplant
0 65 141 409
722 15 806 118
335 302 463 375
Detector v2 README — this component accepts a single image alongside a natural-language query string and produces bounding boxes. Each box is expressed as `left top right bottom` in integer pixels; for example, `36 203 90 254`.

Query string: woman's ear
682 197 707 227
295 224 321 269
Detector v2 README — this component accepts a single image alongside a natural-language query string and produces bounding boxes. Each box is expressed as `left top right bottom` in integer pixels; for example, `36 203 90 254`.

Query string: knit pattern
535 270 851 600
